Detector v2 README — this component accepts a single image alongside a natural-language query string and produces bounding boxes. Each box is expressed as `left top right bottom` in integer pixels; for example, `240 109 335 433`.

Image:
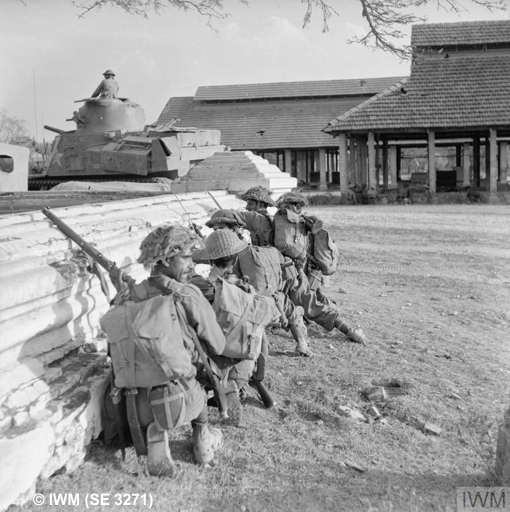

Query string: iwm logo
457 488 508 511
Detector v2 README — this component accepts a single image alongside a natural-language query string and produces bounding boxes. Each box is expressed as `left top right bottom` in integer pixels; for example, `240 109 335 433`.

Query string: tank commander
91 69 119 99
101 224 224 475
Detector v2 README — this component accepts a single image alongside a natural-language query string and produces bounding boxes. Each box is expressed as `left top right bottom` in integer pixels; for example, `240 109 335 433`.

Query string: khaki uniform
91 78 119 99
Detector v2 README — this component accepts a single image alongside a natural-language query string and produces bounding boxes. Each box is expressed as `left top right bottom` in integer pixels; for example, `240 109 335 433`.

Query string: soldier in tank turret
91 69 119 99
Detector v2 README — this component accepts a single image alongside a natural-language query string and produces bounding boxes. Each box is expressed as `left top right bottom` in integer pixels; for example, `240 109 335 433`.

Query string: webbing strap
150 381 187 429
126 392 147 456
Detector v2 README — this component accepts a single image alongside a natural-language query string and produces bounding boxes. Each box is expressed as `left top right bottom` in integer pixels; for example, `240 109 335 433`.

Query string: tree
70 0 506 59
0 109 28 143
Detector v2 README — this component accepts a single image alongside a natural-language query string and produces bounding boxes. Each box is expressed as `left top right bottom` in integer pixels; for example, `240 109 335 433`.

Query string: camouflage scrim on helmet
137 224 200 269
276 190 309 208
205 209 246 229
238 186 275 207
193 229 247 261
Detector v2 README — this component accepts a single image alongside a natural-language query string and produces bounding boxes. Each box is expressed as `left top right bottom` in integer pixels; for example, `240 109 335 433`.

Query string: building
325 19 510 200
157 77 406 190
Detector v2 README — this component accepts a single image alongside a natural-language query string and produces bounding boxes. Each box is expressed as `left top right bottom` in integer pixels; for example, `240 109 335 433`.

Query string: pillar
338 133 349 200
389 146 398 188
319 148 327 191
382 138 389 189
499 142 508 185
284 149 292 177
462 142 470 187
489 128 498 202
473 136 480 187
368 131 376 190
428 131 436 195
349 138 356 186
357 140 364 185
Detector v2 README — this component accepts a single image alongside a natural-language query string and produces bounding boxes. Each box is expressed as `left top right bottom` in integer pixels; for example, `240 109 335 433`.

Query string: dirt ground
17 204 510 512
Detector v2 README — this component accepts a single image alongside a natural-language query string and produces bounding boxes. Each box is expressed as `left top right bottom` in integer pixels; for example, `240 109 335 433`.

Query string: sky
1 0 508 143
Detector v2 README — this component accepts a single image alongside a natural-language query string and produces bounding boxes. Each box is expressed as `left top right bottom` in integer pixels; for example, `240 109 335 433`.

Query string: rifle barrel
42 207 116 273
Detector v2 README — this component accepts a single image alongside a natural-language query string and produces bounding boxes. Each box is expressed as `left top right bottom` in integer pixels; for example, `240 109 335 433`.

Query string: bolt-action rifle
42 207 133 304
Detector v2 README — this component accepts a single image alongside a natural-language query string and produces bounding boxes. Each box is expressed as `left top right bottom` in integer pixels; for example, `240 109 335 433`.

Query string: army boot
146 422 175 477
334 319 367 345
192 423 223 465
290 322 312 357
225 380 243 426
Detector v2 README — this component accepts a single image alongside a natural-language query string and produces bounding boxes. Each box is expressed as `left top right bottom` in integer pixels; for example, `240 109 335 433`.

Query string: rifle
250 379 275 410
176 304 229 420
250 332 275 409
173 193 205 239
207 191 222 210
42 207 133 304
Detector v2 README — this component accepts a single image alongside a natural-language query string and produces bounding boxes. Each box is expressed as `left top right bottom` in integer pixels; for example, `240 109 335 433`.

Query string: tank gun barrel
44 125 65 135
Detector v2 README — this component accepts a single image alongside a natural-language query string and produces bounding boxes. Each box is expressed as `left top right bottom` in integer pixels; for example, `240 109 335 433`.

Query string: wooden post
489 128 498 202
284 149 292 177
382 138 389 189
462 142 471 187
428 131 436 195
349 138 356 186
473 136 480 188
368 131 376 190
357 139 364 185
318 148 327 191
499 142 508 185
338 133 349 202
389 146 398 188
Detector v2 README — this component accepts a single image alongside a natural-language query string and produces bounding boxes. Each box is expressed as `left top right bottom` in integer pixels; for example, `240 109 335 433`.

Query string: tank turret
72 98 145 133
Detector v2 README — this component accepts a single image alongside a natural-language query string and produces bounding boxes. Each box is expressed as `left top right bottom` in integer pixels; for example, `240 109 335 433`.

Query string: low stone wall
0 190 253 510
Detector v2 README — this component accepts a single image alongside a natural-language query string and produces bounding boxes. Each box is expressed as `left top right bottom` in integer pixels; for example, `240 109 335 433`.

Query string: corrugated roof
158 96 375 149
326 51 510 132
412 19 510 47
194 76 406 101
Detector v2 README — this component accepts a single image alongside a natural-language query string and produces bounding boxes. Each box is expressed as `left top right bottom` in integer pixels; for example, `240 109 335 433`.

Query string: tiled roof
412 19 510 47
194 77 406 101
158 94 399 149
325 51 510 133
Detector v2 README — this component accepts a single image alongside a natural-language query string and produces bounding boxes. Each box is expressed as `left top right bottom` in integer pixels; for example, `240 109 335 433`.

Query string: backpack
213 278 274 360
309 229 339 276
100 294 193 388
273 209 308 261
236 245 283 296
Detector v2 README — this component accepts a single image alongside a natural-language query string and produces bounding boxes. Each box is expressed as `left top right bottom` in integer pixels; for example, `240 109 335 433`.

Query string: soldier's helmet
193 229 247 261
205 209 246 229
103 69 116 77
276 190 309 208
238 186 275 207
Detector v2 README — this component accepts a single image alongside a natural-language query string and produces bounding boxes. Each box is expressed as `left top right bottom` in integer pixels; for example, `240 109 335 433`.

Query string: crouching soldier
274 191 367 344
190 229 276 419
100 224 225 476
204 209 312 357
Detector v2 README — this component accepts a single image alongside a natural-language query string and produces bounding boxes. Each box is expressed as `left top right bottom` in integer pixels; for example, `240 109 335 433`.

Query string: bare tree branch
69 0 507 58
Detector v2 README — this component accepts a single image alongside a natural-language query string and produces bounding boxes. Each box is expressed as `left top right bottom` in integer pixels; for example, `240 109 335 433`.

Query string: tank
29 97 225 190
